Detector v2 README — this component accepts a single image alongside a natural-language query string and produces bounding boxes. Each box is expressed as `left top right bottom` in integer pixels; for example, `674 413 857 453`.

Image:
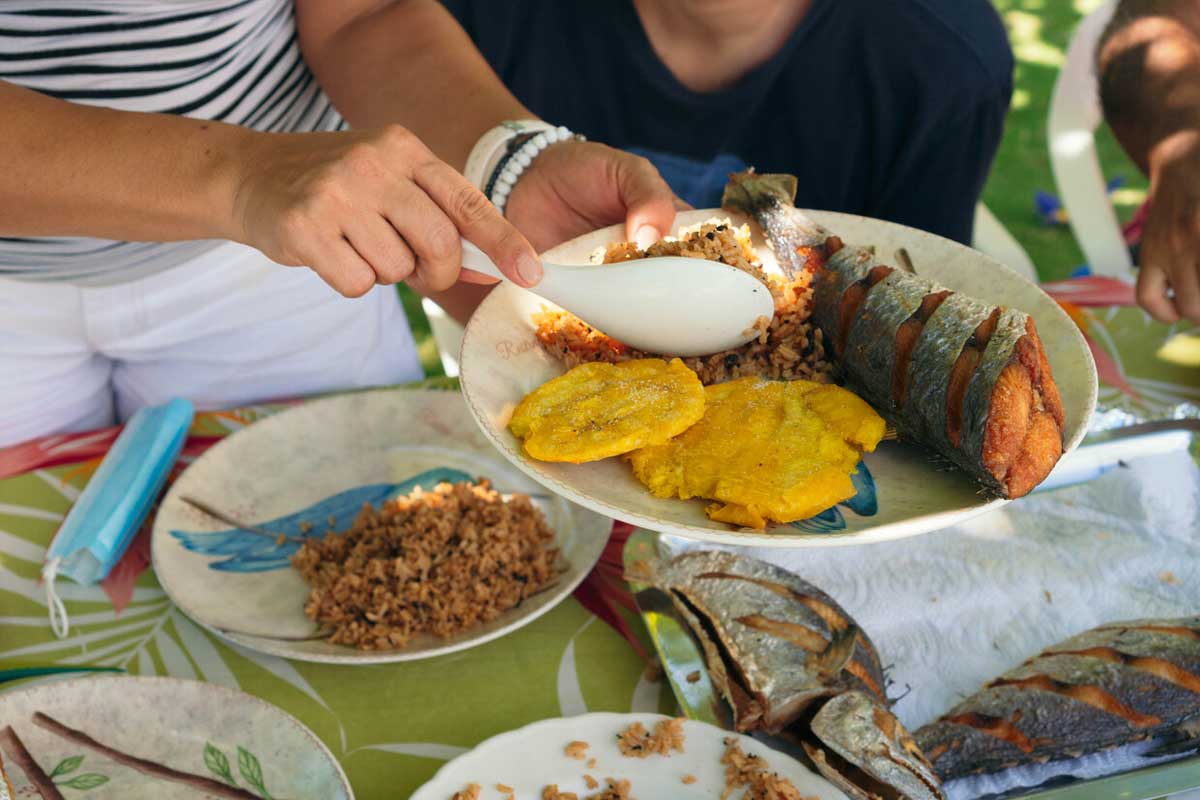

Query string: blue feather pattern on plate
170 467 474 572
789 461 878 534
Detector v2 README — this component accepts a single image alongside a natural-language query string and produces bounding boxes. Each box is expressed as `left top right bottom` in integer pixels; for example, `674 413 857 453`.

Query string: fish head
799 691 945 800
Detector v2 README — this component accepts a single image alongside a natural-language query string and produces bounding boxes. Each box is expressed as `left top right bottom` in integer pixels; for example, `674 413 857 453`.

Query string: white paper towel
664 445 1200 798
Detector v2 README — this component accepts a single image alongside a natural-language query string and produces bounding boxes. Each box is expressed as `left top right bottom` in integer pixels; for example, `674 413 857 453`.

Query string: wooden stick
31 713 260 800
0 726 64 800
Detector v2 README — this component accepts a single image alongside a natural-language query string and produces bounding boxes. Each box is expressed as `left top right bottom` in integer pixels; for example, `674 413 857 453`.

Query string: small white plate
0 675 351 799
410 712 848 799
458 209 1097 547
151 389 611 664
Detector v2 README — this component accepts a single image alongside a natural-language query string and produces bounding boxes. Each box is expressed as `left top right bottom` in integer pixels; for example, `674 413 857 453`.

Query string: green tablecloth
0 384 668 799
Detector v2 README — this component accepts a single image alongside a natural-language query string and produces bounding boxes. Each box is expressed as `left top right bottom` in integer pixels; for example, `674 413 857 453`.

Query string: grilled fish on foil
722 170 1066 499
915 617 1200 782
641 549 944 799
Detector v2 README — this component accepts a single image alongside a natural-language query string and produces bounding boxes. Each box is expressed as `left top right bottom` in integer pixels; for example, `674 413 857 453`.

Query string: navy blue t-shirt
442 0 1013 245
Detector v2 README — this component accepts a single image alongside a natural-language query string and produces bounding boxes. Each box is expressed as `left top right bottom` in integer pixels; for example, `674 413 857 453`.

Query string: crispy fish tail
722 170 830 278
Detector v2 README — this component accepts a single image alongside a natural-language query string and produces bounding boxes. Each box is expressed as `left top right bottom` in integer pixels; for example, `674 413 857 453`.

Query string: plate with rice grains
150 389 611 664
458 174 1096 547
410 713 847 800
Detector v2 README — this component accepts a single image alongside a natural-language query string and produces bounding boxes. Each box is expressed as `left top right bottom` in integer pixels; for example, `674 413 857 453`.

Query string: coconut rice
532 220 833 386
292 479 558 650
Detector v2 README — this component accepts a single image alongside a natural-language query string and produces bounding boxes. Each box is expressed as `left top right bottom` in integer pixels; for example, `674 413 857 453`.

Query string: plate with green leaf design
0 675 351 799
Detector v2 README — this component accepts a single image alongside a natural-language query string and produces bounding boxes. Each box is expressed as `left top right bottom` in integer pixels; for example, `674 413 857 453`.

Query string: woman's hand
232 125 541 297
1139 130 1200 324
504 140 680 253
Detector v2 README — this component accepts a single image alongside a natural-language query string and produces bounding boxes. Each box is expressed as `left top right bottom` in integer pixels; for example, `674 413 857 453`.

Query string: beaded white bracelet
481 125 584 215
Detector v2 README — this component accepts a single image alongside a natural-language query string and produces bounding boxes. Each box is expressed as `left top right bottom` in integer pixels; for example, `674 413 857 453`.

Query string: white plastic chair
973 203 1039 282
1048 0 1136 279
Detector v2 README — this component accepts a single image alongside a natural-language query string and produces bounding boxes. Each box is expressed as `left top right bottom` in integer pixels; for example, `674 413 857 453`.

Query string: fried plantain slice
628 378 883 527
509 358 706 463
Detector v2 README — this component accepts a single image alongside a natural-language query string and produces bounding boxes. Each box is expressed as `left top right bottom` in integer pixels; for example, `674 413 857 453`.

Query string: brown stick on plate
0 726 65 800
31 713 260 800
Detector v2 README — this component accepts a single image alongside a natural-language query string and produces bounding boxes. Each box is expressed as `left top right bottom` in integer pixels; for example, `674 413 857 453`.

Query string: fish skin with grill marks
915 617 1200 781
722 170 1066 498
647 550 887 733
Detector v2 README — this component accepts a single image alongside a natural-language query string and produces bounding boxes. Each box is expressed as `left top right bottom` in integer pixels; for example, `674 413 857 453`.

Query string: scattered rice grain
720 738 816 800
616 719 685 757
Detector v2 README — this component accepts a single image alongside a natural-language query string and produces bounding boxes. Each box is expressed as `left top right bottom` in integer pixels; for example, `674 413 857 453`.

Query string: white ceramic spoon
461 240 775 357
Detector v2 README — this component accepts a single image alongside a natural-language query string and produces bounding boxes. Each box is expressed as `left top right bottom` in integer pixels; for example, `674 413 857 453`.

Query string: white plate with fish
0 675 351 799
458 177 1096 547
151 389 612 664
410 712 848 800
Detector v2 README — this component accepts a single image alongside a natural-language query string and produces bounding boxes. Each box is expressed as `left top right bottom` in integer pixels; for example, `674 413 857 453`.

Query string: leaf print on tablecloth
47 755 82 778
205 742 237 786
56 773 109 790
169 467 474 572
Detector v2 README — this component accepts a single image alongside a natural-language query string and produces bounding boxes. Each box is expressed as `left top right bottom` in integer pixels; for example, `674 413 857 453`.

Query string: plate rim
150 387 612 664
458 208 1098 547
0 674 354 798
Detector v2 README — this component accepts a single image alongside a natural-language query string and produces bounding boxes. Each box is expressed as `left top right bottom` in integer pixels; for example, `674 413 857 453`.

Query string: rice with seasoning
293 479 558 650
533 220 832 386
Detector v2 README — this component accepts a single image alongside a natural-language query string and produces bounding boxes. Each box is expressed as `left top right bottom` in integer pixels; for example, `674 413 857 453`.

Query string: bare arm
0 79 248 242
1098 0 1200 322
295 0 529 170
295 0 677 324
0 78 537 297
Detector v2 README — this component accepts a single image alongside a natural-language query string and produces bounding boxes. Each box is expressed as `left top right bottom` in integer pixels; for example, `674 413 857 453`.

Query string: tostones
627 378 884 528
509 358 706 463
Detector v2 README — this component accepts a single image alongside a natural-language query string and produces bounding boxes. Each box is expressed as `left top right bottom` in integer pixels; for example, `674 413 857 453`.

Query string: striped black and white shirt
0 0 346 285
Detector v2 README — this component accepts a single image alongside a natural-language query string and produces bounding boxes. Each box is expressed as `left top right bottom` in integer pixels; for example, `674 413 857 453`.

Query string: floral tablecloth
0 380 668 799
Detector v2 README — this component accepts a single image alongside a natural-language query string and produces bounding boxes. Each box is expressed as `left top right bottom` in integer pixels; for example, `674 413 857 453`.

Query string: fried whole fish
647 550 887 733
643 550 943 799
722 171 1066 499
915 617 1200 781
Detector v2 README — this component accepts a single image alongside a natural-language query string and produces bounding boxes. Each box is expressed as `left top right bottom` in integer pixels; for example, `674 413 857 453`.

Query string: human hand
504 140 680 254
231 125 541 297
1139 131 1200 324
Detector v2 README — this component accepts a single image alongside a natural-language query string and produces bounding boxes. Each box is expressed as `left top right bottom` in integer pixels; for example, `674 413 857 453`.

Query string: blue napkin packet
42 398 194 637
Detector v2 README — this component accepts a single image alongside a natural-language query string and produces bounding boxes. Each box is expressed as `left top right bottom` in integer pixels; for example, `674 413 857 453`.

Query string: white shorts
0 242 424 447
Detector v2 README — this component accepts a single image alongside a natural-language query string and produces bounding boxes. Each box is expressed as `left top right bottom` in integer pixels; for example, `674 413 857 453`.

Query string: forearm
0 80 253 241
1099 0 1200 174
296 0 533 170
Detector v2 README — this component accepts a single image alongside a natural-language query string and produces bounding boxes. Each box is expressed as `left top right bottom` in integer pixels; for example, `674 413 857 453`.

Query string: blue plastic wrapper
41 398 194 637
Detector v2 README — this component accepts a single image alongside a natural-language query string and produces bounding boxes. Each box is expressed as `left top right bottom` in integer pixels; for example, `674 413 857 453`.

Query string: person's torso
443 0 1012 239
0 0 345 285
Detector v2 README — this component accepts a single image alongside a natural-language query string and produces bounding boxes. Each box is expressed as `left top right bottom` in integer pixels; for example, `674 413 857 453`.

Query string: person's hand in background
1100 0 1200 323
1138 131 1200 322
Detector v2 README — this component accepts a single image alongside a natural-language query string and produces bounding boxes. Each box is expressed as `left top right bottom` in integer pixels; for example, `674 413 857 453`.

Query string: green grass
986 0 1147 281
404 2 1144 366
